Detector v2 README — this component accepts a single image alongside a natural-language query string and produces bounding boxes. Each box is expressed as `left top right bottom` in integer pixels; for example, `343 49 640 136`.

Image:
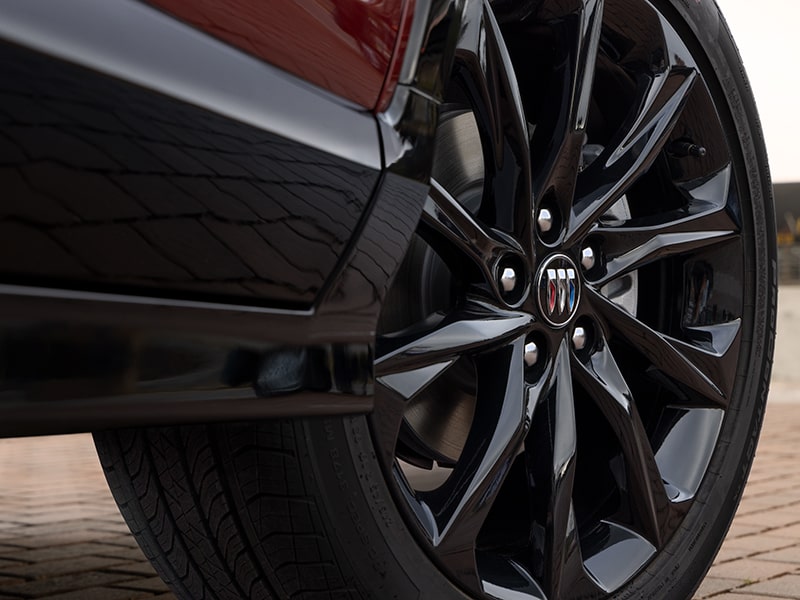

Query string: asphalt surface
1 287 799 600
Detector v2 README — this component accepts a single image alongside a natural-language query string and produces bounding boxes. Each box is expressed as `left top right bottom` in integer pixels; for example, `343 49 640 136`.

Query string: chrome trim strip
399 0 433 85
0 284 314 317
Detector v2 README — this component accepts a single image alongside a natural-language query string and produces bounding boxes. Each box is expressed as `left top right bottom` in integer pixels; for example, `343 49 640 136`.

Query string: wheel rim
373 0 746 597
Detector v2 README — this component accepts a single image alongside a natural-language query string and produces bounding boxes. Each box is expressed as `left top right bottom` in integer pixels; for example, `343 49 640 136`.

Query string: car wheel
94 0 776 598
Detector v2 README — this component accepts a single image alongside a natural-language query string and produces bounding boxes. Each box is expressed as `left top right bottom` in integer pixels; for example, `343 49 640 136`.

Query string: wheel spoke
593 223 736 287
532 0 605 223
572 337 670 547
375 301 533 376
567 68 697 243
455 0 533 254
598 230 734 287
684 320 741 356
666 322 741 403
378 360 455 401
478 555 548 600
372 381 413 467
419 337 530 592
587 287 731 404
675 164 735 209
525 339 585 598
422 179 520 290
592 166 739 286
572 0 604 133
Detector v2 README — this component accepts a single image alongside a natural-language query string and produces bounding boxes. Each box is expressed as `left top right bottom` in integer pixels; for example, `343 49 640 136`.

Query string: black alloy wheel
92 0 775 598
372 0 774 597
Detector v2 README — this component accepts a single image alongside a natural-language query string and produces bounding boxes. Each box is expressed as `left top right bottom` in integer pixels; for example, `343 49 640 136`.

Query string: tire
94 0 776 598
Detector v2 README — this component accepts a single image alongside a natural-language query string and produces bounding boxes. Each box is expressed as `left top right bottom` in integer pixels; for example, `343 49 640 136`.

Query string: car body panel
0 0 383 168
0 41 379 309
0 0 449 436
147 0 415 112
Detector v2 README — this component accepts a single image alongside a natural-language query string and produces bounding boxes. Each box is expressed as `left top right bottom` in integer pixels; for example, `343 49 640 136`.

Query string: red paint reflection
149 0 408 110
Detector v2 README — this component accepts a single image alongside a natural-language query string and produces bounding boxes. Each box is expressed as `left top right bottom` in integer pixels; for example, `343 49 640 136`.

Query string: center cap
535 254 581 327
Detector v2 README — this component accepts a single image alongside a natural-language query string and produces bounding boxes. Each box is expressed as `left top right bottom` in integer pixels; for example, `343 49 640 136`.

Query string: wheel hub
535 254 581 327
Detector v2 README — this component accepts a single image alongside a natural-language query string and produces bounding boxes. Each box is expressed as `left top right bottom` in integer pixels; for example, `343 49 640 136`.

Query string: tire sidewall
300 416 472 600
613 0 777 598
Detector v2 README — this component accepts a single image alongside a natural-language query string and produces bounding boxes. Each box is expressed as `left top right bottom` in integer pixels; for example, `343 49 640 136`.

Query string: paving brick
0 530 129 549
714 547 753 565
94 547 152 562
766 523 800 539
694 576 746 598
731 510 800 530
0 557 25 569
718 595 795 600
4 542 134 564
0 576 23 587
0 570 137 597
0 555 126 578
99 536 145 549
736 574 800 598
114 576 171 593
708 558 798 582
105 562 159 577
727 521 768 538
753 546 800 565
719 535 797 554
36 586 153 600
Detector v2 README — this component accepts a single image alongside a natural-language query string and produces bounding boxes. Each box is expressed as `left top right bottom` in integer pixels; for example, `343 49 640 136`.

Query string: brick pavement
0 398 796 599
0 434 175 600
694 395 800 599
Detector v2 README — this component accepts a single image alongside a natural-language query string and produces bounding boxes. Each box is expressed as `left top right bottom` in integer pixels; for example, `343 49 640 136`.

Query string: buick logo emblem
536 254 580 326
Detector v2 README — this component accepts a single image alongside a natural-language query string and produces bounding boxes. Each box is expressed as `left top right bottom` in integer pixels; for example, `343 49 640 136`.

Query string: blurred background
718 0 800 386
719 0 800 271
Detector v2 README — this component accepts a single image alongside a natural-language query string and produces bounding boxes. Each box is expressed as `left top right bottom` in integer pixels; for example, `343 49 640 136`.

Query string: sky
715 0 800 183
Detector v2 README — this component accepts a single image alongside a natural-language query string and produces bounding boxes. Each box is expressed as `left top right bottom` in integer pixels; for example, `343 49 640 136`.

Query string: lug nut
524 341 539 367
500 267 517 292
537 208 553 233
572 326 588 351
581 246 596 271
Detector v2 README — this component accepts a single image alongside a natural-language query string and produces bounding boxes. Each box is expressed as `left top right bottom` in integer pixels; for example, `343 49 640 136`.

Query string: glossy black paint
0 41 378 309
0 0 437 435
0 0 382 168
0 307 373 436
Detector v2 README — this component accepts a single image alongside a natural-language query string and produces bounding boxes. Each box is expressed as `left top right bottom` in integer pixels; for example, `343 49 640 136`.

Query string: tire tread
95 421 362 600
